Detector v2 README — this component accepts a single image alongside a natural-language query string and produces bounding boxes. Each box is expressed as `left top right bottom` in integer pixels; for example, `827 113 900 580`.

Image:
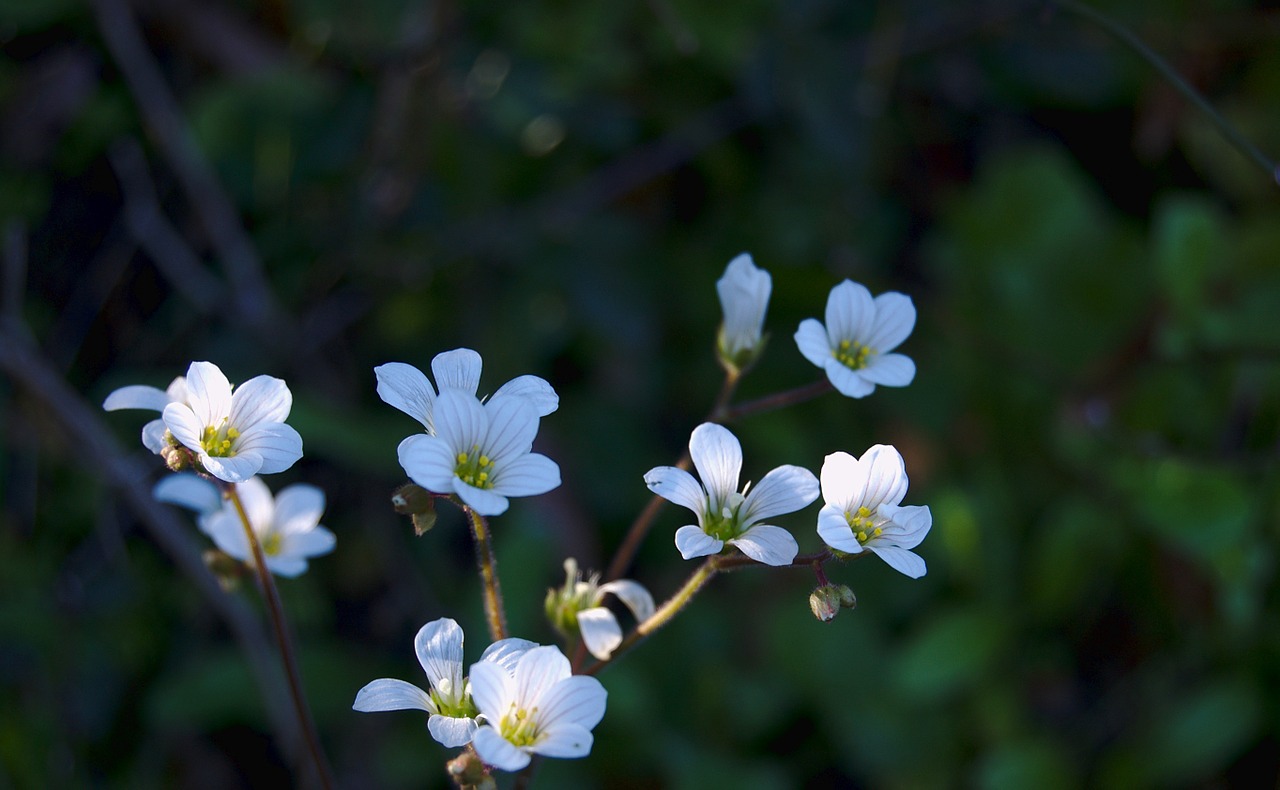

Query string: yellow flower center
833 339 872 370
499 705 541 747
454 444 495 489
845 505 884 544
261 532 283 556
201 419 240 457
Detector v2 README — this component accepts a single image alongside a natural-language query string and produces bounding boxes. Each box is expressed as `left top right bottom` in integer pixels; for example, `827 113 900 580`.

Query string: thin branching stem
226 484 335 790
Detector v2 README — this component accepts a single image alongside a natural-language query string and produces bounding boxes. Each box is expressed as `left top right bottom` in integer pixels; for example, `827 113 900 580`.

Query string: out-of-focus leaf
895 606 1007 701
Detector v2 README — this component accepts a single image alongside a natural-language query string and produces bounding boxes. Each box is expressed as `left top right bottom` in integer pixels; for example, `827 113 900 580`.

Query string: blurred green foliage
2 0 1280 787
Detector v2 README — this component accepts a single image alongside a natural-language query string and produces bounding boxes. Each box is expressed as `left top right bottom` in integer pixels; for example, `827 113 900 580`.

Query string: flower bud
545 558 597 638
716 253 772 375
203 549 244 592
161 443 194 473
446 749 494 789
392 483 436 534
809 584 856 622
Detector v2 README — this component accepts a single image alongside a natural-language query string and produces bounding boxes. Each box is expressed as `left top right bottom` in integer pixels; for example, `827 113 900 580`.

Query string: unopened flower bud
203 549 243 592
716 253 772 376
809 584 856 622
161 443 193 472
392 483 437 534
545 558 596 638
446 749 494 789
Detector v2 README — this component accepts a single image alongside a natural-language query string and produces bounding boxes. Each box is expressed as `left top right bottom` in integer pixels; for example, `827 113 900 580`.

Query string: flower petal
514 646 571 708
141 419 168 454
202 453 264 484
264 555 308 577
183 361 233 428
428 714 477 748
480 395 538 464
538 675 607 730
531 722 594 760
477 638 539 674
861 353 915 387
228 375 292 431
398 435 459 493
280 526 335 559
468 660 513 722
433 390 487 456
153 474 222 514
202 509 251 560
794 319 832 368
643 466 706 516
415 618 465 702
491 375 559 417
103 384 171 412
824 280 875 346
455 480 510 516
876 504 932 549
674 525 721 560
272 484 324 535
816 507 864 554
688 423 742 509
867 292 916 352
431 348 483 394
597 579 655 622
162 403 206 455
819 452 858 511
233 423 303 475
493 452 560 497
374 362 437 432
822 360 876 399
859 445 909 509
729 524 798 566
740 464 819 527
233 477 275 528
472 726 530 771
867 545 927 578
577 607 623 660
352 678 433 713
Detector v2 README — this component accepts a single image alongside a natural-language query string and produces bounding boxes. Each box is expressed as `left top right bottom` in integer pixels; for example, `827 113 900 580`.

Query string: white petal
153 474 222 514
867 545 927 578
674 525 722 560
729 524 798 566
433 390 487 455
428 714 477 748
272 484 325 534
468 661 513 722
717 253 771 354
794 319 832 368
202 453 264 484
415 618 465 702
162 403 206 454
103 384 171 412
531 722 594 760
431 348 483 394
233 423 303 475
183 361 233 427
141 419 168 454
816 507 864 554
740 464 819 528
577 608 623 660
514 646 571 707
597 579 655 622
265 555 308 577
687 423 742 509
861 353 915 387
233 477 275 529
491 375 559 416
374 362 437 432
823 360 876 398
538 675 607 730
876 504 932 549
643 466 706 515
867 292 916 352
398 435 459 493
228 375 292 430
493 452 559 497
472 726 530 771
280 526 335 559
859 445 909 509
455 480 510 516
819 452 858 510
824 280 875 346
477 638 539 674
203 510 251 561
480 395 538 464
352 678 433 713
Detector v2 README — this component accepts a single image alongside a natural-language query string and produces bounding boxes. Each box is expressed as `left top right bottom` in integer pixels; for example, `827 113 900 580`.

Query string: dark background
2 0 1280 787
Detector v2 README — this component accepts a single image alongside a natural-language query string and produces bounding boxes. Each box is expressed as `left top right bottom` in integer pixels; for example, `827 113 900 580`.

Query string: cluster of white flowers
100 251 933 780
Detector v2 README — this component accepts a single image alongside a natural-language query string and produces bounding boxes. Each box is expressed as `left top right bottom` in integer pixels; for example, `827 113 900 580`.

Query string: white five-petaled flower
469 644 607 772
547 558 655 661
716 253 772 367
644 423 819 566
397 390 560 516
160 361 303 483
817 445 932 578
103 376 190 454
353 618 536 748
794 280 917 398
375 348 558 436
196 476 335 578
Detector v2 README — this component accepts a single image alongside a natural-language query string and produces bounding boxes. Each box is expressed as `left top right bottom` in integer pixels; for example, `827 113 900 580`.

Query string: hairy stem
463 504 508 641
227 484 335 790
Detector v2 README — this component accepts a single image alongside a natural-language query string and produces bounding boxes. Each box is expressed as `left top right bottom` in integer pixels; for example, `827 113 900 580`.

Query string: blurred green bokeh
2 0 1279 787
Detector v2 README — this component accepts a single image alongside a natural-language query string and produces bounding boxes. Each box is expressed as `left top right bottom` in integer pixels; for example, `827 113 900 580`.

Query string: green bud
809 584 856 622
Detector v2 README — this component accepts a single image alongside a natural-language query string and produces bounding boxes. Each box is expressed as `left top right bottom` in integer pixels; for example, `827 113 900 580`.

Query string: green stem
463 504 508 641
227 484 335 790
1053 0 1278 184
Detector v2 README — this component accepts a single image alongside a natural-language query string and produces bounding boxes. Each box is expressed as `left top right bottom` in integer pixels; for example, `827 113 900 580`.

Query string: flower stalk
463 503 508 641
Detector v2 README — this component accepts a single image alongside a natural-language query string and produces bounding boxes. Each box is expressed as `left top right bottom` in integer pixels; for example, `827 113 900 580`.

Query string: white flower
469 645 607 772
547 558 654 661
199 476 335 578
153 473 222 515
794 280 917 398
375 348 558 436
644 423 819 566
353 618 537 748
103 376 189 453
716 253 771 366
816 445 932 578
397 390 560 516
161 361 303 483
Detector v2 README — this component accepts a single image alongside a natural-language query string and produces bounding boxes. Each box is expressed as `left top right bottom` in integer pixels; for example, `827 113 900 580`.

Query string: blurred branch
0 323 302 768
91 0 280 330
2 220 27 323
